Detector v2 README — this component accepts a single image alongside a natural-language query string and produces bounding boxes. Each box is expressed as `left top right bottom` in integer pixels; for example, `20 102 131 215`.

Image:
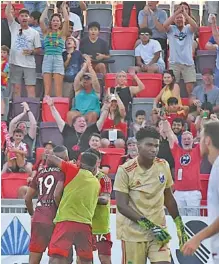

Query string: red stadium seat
115 4 137 27
134 73 163 98
200 174 210 201
198 26 219 50
1 173 28 198
104 73 133 89
1 4 7 19
34 147 44 166
181 98 190 106
100 148 125 174
42 97 70 122
14 3 25 17
112 27 138 50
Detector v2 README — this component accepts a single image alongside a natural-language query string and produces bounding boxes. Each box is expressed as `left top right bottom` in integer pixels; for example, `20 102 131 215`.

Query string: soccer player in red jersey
25 145 69 264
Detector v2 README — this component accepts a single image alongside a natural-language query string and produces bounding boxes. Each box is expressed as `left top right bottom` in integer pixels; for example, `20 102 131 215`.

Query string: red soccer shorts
48 221 93 261
29 222 54 253
92 233 112 256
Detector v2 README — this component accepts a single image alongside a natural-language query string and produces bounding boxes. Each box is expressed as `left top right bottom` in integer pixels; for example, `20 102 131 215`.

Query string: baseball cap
126 137 137 145
43 141 55 148
110 94 117 102
82 73 92 80
202 68 214 75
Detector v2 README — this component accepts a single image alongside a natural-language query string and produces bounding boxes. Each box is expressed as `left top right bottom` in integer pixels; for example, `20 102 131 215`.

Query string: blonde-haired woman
40 2 69 97
108 70 145 117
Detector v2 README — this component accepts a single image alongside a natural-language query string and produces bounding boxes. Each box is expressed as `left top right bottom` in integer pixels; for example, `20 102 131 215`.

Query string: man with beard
182 121 219 264
163 120 202 216
171 117 185 147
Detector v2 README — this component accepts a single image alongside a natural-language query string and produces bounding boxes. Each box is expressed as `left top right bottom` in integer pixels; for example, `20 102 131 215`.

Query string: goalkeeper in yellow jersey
114 126 188 264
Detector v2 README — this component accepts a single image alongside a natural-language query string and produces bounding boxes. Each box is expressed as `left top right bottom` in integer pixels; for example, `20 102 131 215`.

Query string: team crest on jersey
180 154 191 166
159 173 165 184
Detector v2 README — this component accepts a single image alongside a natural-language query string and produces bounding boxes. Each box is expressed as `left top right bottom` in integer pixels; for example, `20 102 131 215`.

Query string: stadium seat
39 122 63 147
83 27 111 48
196 50 216 73
13 3 24 17
86 4 112 27
200 174 210 201
1 4 6 19
132 98 154 121
11 97 41 122
1 173 28 198
104 73 133 89
1 97 10 122
100 148 125 175
134 73 163 98
190 4 200 25
181 98 190 106
114 4 137 27
198 26 219 50
42 97 70 122
108 50 135 73
34 147 44 167
112 27 138 50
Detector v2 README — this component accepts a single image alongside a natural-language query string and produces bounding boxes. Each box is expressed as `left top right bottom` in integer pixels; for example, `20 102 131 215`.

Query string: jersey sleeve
99 175 112 194
61 160 79 187
164 161 174 188
29 174 38 190
113 166 129 194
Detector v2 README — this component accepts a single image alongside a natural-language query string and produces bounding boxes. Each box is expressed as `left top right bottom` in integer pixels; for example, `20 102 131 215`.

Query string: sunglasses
140 33 150 36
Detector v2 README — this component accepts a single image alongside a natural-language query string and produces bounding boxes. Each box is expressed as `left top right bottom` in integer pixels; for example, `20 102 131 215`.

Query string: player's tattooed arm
98 193 110 205
25 187 37 216
115 191 143 222
46 154 63 169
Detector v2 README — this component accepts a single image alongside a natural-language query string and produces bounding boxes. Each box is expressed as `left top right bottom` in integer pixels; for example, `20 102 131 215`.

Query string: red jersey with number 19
30 166 65 225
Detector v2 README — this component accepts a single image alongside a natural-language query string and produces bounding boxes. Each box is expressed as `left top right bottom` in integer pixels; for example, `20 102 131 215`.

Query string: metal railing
1 199 208 216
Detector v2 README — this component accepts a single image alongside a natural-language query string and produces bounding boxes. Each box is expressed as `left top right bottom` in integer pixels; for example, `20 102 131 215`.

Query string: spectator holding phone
40 2 69 97
5 2 41 98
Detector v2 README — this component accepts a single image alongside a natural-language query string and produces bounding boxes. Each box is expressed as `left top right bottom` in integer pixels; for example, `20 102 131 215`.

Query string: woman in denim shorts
40 2 69 96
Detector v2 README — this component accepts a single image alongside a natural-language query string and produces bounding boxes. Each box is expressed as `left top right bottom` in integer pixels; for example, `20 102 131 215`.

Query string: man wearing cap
190 68 219 114
5 2 41 97
66 56 101 126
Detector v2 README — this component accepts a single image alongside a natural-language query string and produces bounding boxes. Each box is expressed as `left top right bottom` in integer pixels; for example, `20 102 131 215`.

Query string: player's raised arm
25 187 37 216
47 154 63 169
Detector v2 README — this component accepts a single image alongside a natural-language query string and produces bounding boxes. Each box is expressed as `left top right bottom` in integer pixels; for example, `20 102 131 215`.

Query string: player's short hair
203 121 219 149
135 110 146 117
85 148 102 159
167 97 178 106
80 152 98 170
172 117 185 126
13 128 24 135
89 133 101 141
136 126 160 142
1 45 9 54
88 21 100 31
53 145 68 159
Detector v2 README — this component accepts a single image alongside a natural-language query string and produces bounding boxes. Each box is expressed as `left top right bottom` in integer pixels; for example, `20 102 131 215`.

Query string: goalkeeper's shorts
121 239 171 264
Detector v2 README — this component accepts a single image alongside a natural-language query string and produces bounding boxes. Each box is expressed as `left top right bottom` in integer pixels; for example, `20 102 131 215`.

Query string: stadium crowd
1 1 219 264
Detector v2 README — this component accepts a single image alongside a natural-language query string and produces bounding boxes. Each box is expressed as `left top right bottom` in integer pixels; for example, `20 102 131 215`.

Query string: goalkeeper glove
174 216 189 250
138 218 171 246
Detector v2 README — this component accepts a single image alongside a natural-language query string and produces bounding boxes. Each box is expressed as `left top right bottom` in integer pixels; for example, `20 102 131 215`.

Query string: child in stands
132 110 147 136
6 128 28 173
1 45 9 117
62 35 83 98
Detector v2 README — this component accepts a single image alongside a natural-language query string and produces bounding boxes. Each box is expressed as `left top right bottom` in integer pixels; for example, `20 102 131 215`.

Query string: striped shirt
44 32 65 55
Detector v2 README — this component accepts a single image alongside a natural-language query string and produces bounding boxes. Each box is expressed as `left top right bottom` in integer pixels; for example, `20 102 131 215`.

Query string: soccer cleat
138 218 172 246
174 216 189 250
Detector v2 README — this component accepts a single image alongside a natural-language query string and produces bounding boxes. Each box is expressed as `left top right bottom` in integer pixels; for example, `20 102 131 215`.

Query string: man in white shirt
129 27 165 74
182 121 219 264
5 2 41 98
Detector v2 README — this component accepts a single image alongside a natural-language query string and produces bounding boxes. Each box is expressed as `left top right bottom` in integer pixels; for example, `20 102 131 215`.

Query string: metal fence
1 199 208 216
